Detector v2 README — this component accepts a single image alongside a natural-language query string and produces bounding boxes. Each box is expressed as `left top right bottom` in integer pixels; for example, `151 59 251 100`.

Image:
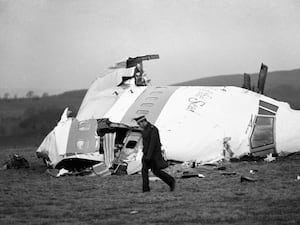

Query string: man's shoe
143 188 150 193
170 179 176 192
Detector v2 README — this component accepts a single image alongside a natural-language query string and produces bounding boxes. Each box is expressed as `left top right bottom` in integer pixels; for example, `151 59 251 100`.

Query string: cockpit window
141 103 154 107
145 97 158 101
258 108 275 115
250 116 274 148
150 91 163 95
136 110 149 114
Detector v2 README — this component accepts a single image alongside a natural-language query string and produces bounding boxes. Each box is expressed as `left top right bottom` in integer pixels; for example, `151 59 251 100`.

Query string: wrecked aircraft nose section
37 56 300 175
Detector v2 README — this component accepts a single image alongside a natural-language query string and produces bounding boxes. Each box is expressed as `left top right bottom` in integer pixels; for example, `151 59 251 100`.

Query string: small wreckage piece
1 153 30 170
240 175 258 183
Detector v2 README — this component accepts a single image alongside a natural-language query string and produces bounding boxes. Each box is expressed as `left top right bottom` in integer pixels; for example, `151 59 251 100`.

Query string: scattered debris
240 175 257 183
234 191 246 196
91 162 111 177
216 166 226 170
57 168 69 177
230 154 264 162
198 173 205 178
221 172 237 176
46 168 73 177
46 168 94 177
130 210 138 214
249 169 258 174
181 161 196 168
181 171 205 179
264 153 276 162
200 162 218 167
2 153 30 169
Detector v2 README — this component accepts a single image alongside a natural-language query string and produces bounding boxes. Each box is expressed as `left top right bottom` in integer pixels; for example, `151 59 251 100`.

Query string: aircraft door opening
250 115 276 157
250 100 278 157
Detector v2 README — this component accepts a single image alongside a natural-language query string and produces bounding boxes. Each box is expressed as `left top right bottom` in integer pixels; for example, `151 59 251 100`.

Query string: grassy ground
0 147 299 225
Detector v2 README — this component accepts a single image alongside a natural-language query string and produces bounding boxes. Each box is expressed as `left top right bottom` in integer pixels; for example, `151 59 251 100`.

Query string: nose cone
36 118 72 167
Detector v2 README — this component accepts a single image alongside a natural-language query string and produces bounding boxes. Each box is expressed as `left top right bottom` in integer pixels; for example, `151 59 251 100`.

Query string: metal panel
120 86 178 125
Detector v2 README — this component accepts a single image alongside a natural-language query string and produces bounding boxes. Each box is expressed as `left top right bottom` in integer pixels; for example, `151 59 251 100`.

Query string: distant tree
14 94 18 99
32 94 40 100
42 92 49 98
3 92 10 99
26 90 34 98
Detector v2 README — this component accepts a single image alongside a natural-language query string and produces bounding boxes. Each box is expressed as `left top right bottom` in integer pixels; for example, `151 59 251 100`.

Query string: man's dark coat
142 122 168 169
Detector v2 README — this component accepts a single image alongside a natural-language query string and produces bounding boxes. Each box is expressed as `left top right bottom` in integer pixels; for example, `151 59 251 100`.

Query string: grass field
0 146 299 225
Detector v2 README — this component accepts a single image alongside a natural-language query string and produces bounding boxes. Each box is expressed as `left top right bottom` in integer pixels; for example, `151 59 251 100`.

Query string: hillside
0 89 86 118
1 68 300 146
174 68 300 109
0 89 87 146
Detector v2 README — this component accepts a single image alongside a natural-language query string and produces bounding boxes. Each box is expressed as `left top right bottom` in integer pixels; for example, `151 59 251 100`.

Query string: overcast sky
1 0 300 96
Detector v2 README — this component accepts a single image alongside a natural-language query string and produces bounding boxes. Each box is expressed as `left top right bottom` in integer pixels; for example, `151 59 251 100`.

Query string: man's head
134 115 148 128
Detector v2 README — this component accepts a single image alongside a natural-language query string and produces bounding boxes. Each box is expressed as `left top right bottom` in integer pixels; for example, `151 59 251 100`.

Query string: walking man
134 115 175 192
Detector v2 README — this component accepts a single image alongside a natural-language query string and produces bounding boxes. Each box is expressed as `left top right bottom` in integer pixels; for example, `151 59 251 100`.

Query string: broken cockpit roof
96 118 141 135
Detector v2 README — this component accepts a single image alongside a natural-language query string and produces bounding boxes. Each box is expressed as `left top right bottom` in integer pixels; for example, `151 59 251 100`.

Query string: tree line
1 91 49 100
0 106 71 137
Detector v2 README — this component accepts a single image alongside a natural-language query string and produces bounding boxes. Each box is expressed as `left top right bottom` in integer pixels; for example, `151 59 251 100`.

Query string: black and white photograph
1 0 300 224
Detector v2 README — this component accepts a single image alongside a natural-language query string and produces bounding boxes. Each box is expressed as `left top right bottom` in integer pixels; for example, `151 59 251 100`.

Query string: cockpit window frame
249 114 276 156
